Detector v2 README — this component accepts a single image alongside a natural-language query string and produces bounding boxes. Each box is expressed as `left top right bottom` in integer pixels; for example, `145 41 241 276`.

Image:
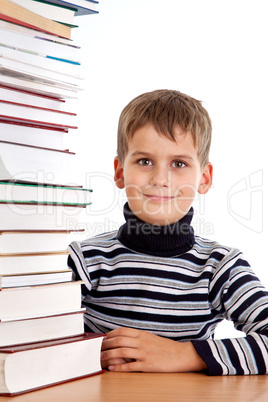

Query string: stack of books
0 0 104 397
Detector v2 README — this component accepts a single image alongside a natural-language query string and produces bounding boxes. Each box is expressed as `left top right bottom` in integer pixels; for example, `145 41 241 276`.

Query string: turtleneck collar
116 203 195 257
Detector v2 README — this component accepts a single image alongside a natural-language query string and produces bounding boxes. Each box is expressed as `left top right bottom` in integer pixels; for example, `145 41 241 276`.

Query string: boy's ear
114 157 125 189
198 162 213 194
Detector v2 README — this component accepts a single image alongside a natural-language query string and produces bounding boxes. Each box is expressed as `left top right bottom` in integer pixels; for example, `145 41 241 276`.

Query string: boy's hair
117 89 212 168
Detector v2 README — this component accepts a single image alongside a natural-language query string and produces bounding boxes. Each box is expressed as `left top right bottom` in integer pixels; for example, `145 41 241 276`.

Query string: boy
68 89 268 375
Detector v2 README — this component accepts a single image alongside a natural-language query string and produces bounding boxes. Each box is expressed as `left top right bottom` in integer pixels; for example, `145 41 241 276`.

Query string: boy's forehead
130 123 195 145
127 124 197 156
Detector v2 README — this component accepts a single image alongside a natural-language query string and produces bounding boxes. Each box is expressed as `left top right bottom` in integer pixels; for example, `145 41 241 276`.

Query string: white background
70 0 268 337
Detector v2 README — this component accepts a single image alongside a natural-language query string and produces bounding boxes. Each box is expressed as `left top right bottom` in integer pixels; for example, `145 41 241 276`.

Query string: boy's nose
149 166 169 187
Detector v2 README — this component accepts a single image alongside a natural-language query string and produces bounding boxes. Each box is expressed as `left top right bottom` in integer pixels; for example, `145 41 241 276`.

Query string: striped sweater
68 205 268 375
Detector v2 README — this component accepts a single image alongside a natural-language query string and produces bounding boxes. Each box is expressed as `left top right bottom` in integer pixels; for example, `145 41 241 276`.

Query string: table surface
1 371 268 401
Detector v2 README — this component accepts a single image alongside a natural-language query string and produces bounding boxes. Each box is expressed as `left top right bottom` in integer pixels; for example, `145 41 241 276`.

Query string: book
0 120 68 151
0 72 79 98
41 0 99 16
0 201 86 230
0 43 81 79
0 181 92 205
0 269 72 288
0 0 72 38
0 309 85 347
0 251 70 275
0 18 76 46
0 229 84 253
0 140 78 185
0 25 80 61
0 333 104 396
11 0 77 26
0 54 83 88
0 280 84 320
0 84 65 110
0 65 82 94
0 100 78 129
0 2 99 397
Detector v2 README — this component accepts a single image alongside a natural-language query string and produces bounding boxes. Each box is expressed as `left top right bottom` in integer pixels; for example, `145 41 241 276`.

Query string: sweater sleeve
192 252 268 375
67 241 92 294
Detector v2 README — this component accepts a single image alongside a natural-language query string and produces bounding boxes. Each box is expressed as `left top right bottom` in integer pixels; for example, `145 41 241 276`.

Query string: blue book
37 0 99 16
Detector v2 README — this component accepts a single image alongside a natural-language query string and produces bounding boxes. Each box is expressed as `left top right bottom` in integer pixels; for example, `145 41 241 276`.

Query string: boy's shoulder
194 235 233 250
193 235 242 261
71 229 120 251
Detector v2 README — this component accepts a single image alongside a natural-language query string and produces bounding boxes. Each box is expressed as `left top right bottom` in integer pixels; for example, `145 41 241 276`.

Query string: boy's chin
128 199 192 226
134 209 188 226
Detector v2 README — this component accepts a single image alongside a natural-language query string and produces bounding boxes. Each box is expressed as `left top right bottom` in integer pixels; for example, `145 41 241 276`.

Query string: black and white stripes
68 231 268 375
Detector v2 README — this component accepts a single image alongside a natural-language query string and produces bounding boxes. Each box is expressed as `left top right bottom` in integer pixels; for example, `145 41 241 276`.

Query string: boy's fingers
101 346 140 362
108 360 142 372
102 337 138 351
105 327 140 339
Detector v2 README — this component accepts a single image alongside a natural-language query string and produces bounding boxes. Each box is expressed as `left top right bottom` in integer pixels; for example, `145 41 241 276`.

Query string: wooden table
1 371 268 401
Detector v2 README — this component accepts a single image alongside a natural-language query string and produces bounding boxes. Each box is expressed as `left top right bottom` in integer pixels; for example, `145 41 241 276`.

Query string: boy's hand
101 327 207 373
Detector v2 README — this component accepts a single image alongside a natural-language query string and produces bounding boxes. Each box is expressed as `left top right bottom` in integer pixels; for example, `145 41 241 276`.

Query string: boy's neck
116 203 195 257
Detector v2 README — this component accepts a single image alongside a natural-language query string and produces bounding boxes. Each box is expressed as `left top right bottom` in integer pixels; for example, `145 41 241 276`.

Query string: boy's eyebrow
130 151 194 160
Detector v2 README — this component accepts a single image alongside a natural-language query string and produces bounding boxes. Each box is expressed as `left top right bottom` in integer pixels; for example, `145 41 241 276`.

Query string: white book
0 26 80 61
0 140 78 185
0 64 82 92
11 0 76 25
0 229 84 254
0 73 78 98
0 202 86 231
0 54 83 87
0 333 104 396
0 309 85 347
0 269 73 288
0 100 77 129
0 121 68 150
0 251 70 275
0 84 65 110
0 281 84 320
0 46 82 83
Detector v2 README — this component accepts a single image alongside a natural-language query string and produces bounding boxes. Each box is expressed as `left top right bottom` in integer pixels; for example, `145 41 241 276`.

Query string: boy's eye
172 160 186 169
138 158 152 166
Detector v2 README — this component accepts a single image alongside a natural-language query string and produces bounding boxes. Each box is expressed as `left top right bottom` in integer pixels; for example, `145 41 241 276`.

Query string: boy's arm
68 241 92 287
102 253 268 375
101 327 207 372
190 255 268 375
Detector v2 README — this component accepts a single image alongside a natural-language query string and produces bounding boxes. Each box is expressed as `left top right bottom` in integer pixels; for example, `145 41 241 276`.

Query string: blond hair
117 89 212 168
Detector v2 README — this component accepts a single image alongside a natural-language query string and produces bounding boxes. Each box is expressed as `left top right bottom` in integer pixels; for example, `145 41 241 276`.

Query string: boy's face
114 123 213 226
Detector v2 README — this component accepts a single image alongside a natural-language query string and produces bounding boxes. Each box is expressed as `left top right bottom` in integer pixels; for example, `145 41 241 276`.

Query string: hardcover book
0 140 78 185
0 202 86 230
0 229 84 253
0 120 69 150
0 181 92 206
0 0 72 38
41 0 99 16
0 281 84 320
0 333 105 396
0 269 73 288
0 309 86 347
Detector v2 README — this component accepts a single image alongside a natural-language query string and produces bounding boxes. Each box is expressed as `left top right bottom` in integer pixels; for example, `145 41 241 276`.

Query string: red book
0 100 77 130
0 333 105 396
0 0 72 38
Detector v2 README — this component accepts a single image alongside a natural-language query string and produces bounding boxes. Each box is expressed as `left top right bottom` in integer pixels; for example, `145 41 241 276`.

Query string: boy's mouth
143 194 176 202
